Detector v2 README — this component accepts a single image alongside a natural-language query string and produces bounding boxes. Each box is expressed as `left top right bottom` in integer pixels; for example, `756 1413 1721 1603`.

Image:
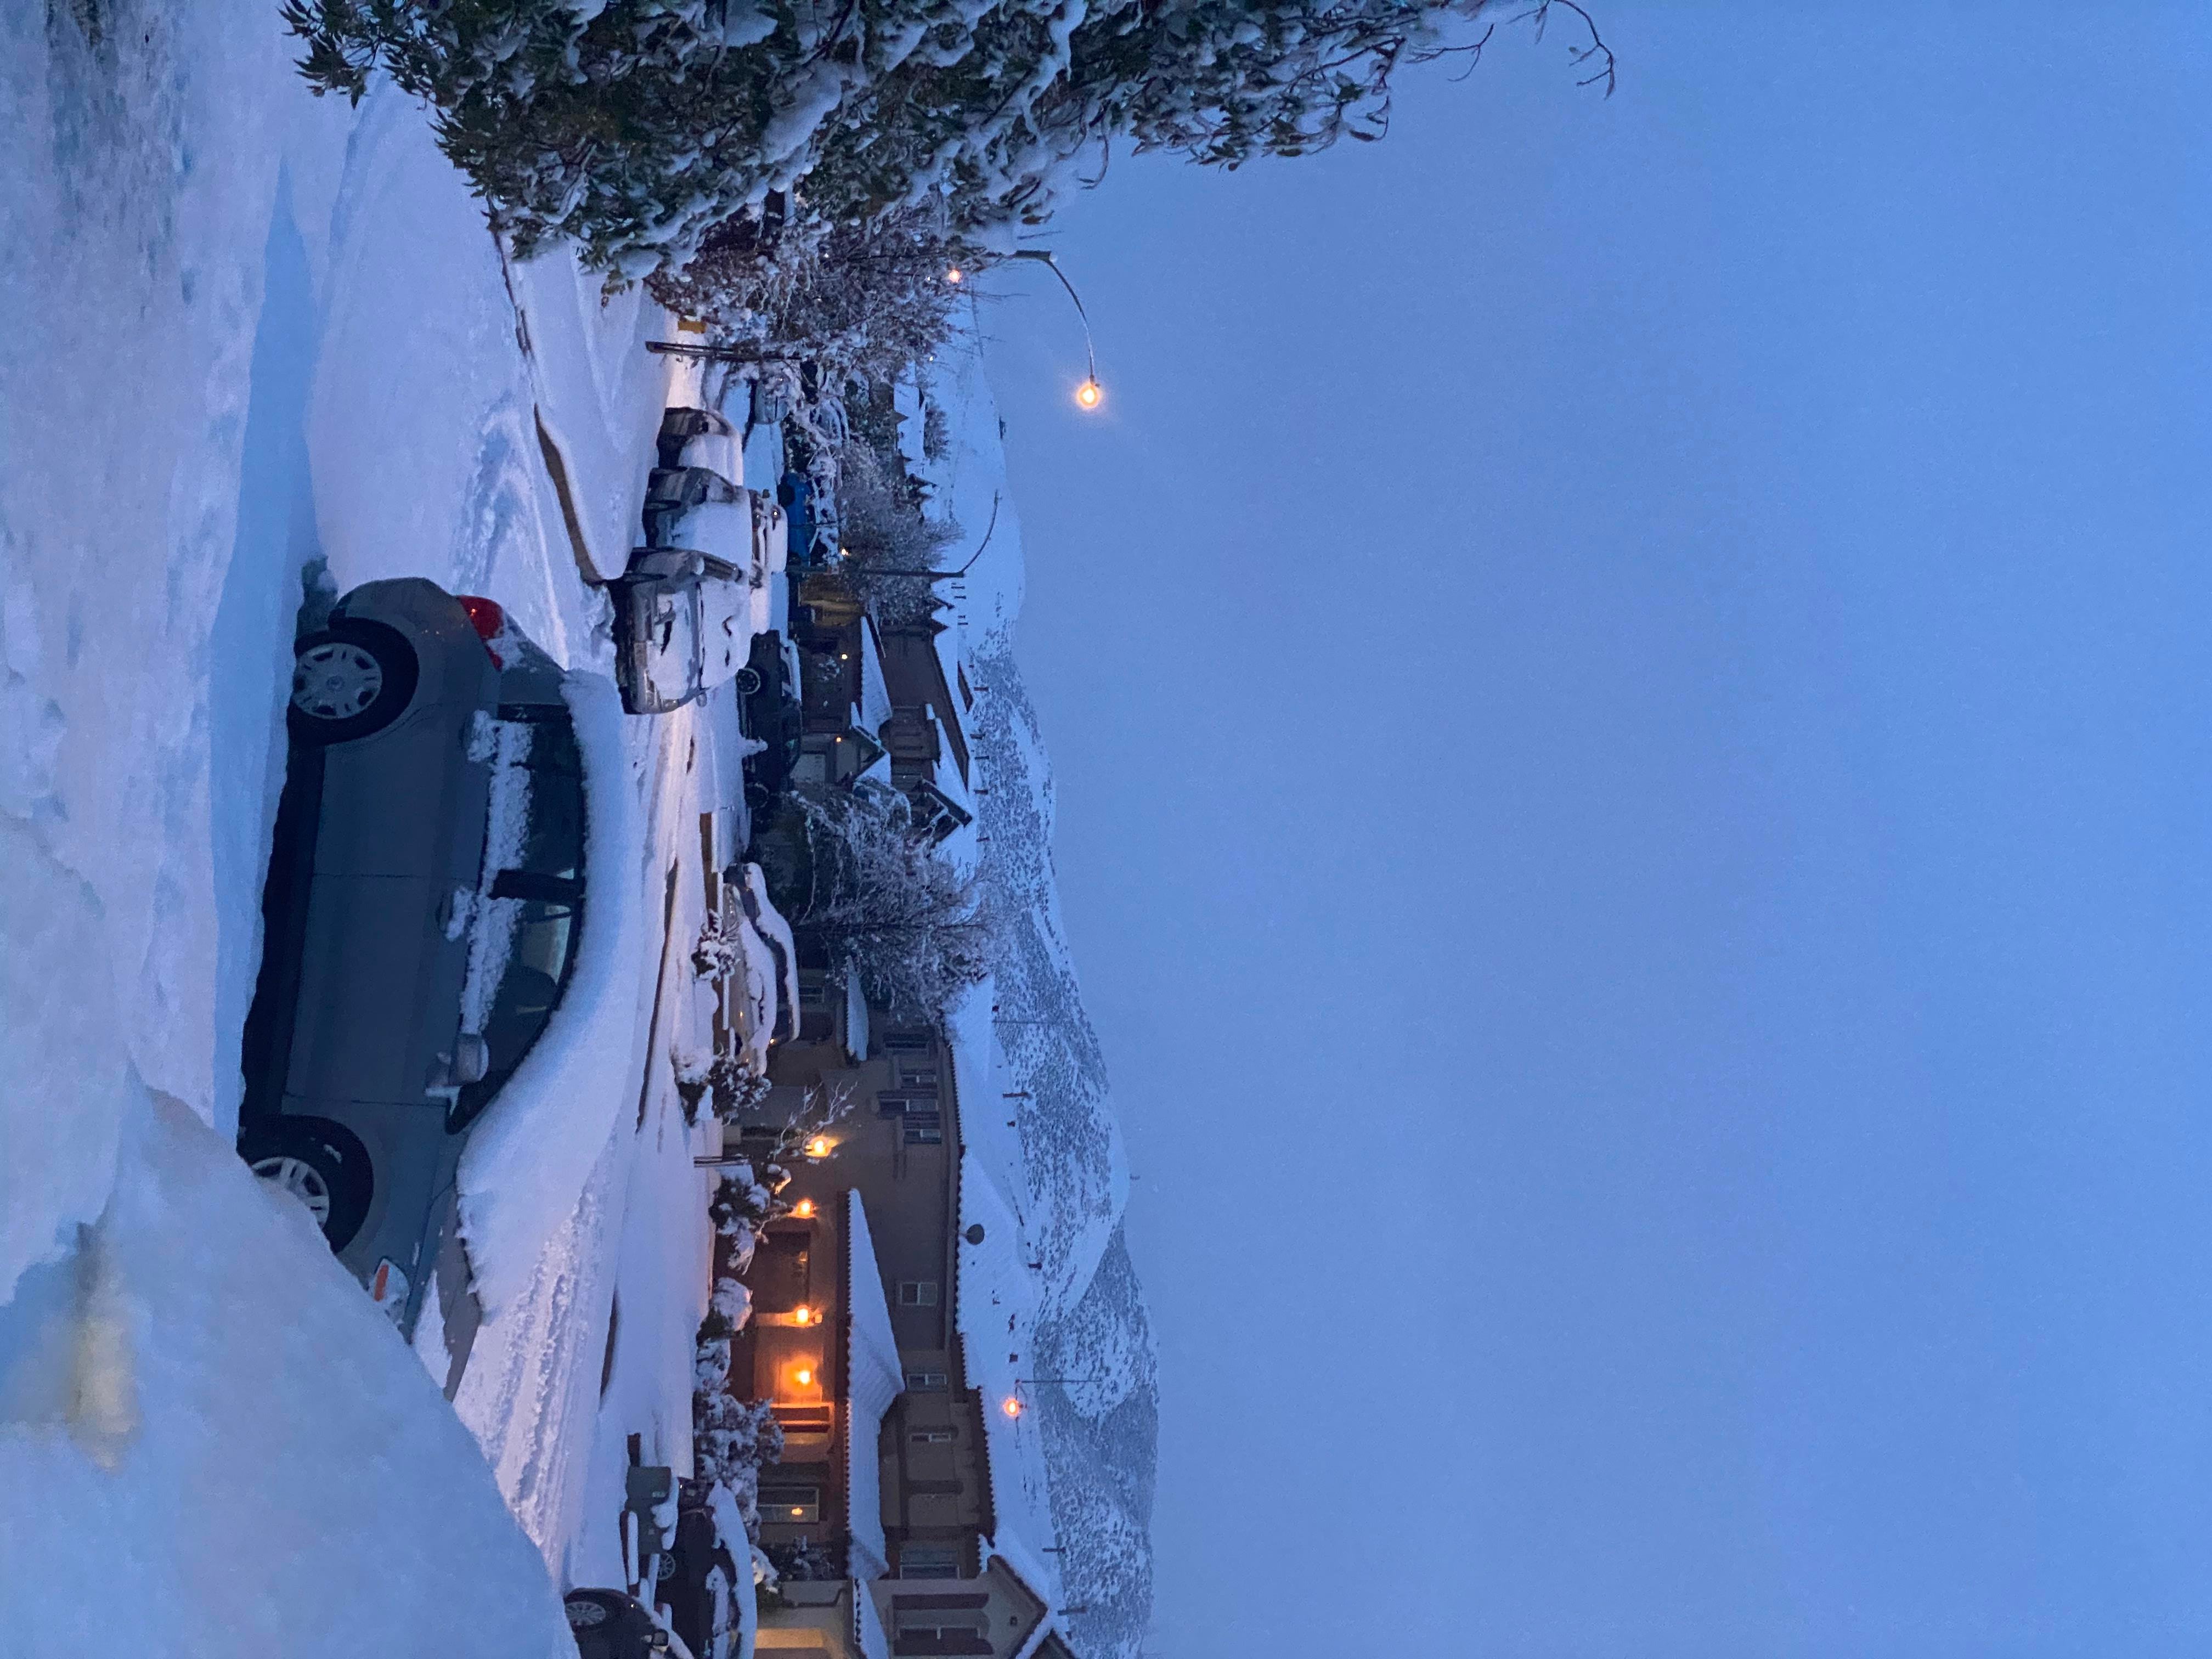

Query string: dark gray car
239 578 586 1341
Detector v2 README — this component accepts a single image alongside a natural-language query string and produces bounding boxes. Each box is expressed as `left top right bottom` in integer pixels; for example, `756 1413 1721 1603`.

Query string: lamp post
1006 249 1103 412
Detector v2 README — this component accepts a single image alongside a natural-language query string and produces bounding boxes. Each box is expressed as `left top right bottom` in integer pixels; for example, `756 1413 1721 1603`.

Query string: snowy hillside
913 325 1161 1659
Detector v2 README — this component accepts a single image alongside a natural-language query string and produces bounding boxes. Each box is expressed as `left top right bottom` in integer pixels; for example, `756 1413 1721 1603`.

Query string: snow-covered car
661 1499 746 1659
564 1588 670 1657
612 481 788 715
239 578 586 1338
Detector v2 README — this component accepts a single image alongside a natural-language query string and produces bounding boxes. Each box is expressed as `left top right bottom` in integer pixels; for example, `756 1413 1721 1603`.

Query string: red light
458 595 505 665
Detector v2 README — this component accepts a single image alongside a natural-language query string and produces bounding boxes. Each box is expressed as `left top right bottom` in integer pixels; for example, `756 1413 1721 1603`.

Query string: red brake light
458 595 505 665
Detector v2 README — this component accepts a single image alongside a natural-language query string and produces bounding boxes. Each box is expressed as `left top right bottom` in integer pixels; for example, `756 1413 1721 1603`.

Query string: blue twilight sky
978 7 2212 1656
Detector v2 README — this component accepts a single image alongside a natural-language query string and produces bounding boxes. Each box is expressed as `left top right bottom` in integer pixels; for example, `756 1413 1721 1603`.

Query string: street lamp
1007 249 1103 413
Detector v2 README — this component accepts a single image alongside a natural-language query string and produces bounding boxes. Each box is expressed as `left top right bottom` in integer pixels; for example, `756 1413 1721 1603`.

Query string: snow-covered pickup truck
610 411 788 715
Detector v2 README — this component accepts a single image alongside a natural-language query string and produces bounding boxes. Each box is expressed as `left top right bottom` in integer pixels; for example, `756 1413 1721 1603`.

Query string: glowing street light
1002 1396 1025 1419
945 266 964 285
1007 249 1104 415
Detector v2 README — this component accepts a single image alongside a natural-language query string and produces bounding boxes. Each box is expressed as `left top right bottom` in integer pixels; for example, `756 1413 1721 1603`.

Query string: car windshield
454 710 586 1128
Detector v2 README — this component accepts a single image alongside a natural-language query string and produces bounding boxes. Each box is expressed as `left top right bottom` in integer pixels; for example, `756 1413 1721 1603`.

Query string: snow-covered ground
2 10 744 1648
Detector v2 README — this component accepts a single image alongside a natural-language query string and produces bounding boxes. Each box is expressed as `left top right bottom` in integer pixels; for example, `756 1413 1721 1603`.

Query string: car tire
733 665 763 696
239 1116 373 1251
565 1592 616 1629
288 620 420 746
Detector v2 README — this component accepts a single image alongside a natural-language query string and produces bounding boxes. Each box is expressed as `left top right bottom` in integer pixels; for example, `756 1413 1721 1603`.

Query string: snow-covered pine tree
284 0 1607 277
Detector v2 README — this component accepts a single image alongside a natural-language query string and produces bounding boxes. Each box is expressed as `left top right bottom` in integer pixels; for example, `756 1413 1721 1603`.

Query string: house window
885 1031 934 1055
894 1613 991 1657
759 1484 821 1524
897 1281 940 1307
905 1370 947 1392
878 1092 935 1116
904 1122 943 1147
910 1429 955 1445
897 1546 962 1579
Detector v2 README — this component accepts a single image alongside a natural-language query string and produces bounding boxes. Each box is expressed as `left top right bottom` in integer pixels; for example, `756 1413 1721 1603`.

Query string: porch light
793 1305 814 1326
794 1367 814 1386
793 1198 816 1218
805 1136 832 1158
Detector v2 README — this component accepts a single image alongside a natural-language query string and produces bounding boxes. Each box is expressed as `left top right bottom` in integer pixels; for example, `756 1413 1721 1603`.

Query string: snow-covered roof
857 616 893 737
853 1574 891 1659
956 1154 1063 1594
843 1191 904 1582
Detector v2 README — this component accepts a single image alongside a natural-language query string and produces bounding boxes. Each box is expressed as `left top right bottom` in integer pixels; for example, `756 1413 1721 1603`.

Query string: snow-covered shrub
709 1276 754 1331
763 1535 842 1582
693 1390 786 1520
711 1168 776 1235
709 1060 775 1122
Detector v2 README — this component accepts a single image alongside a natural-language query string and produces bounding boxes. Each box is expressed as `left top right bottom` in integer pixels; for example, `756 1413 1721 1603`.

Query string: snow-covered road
3 10 730 1649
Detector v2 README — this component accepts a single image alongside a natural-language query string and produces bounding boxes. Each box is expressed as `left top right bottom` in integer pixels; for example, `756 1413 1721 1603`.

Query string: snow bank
459 672 652 1317
507 240 672 583
0 1086 573 1658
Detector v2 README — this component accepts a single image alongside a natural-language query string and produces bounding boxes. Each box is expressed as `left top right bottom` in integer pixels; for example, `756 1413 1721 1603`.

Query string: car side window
454 709 587 1129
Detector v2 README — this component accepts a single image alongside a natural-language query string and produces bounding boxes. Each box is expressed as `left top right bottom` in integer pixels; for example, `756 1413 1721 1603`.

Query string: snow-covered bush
762 1534 842 1582
709 1060 775 1122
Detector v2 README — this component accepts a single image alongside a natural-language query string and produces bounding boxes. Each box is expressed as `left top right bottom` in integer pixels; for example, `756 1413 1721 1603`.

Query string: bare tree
791 788 992 1023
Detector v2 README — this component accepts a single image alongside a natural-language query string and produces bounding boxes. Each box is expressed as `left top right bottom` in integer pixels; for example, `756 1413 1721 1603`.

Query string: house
737 998 1082 1659
730 1188 904 1585
782 571 974 842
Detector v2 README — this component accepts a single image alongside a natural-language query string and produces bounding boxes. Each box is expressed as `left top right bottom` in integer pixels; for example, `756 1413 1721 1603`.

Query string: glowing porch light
794 1367 814 1386
805 1135 832 1159
793 1305 814 1327
793 1198 817 1218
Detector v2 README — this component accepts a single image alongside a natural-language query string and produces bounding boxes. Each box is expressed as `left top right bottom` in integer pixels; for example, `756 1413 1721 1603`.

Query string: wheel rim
566 1599 610 1629
292 640 384 721
251 1154 333 1227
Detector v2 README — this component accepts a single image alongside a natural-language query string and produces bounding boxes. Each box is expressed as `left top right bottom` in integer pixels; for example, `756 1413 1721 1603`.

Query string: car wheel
238 1118 373 1250
733 665 763 696
566 1595 612 1630
288 620 419 745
